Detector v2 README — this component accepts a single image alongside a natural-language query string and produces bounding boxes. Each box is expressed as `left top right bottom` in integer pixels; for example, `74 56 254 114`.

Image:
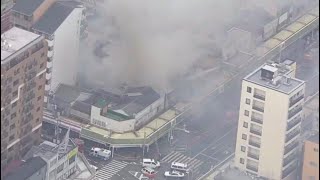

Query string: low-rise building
301 134 319 180
4 156 47 180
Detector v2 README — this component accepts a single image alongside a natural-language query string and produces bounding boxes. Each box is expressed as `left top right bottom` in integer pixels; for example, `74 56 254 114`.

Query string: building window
69 154 76 165
41 52 45 57
8 146 13 152
247 87 252 93
246 98 251 105
244 110 249 116
309 161 318 167
240 158 245 164
12 90 18 97
36 107 41 112
9 135 15 141
11 112 17 119
314 148 319 152
243 122 248 128
10 124 15 130
13 79 19 86
40 62 44 69
39 73 44 79
12 101 17 108
242 134 247 140
241 146 246 152
57 164 64 173
309 176 316 180
37 96 42 101
36 118 40 123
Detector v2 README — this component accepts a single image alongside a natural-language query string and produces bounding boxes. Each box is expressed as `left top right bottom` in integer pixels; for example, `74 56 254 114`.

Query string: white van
89 147 111 160
142 159 161 168
171 162 188 172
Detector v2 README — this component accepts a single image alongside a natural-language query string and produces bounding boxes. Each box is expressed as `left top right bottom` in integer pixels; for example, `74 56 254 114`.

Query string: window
309 176 316 180
9 135 15 141
240 158 245 164
41 52 45 57
13 79 19 86
36 118 40 123
37 96 42 101
39 73 44 79
8 146 13 152
241 146 246 152
247 87 252 93
242 134 247 140
246 98 251 105
314 148 319 152
69 154 76 164
10 124 15 130
12 90 18 97
57 164 64 173
38 85 42 90
243 122 248 128
309 161 318 167
36 107 41 112
244 110 249 116
11 112 17 119
40 62 44 69
12 101 17 108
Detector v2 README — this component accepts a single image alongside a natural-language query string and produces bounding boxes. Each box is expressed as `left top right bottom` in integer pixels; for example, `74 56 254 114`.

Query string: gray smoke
78 0 310 91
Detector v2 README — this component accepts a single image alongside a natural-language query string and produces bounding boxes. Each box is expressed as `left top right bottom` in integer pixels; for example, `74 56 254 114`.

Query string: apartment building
12 0 85 100
301 134 319 180
1 0 15 34
234 60 306 180
1 27 48 173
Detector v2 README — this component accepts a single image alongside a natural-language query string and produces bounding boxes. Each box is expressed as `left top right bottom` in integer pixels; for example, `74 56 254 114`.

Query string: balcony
288 107 303 119
250 128 262 136
247 152 260 160
285 129 300 143
282 162 297 179
289 95 304 108
286 118 301 131
252 105 264 113
253 94 265 101
251 117 263 124
284 141 299 155
283 152 296 167
249 140 261 148
246 164 258 172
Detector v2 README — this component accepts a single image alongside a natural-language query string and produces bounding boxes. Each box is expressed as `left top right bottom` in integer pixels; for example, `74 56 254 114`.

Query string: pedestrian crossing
161 151 203 171
93 160 128 180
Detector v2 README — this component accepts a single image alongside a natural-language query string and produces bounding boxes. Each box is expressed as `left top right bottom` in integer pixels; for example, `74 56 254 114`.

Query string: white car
164 170 185 178
142 158 161 169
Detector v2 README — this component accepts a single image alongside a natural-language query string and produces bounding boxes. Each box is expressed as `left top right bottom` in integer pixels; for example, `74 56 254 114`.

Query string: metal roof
12 0 44 15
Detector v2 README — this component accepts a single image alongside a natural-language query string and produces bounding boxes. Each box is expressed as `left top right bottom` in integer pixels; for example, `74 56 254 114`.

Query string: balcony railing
288 107 303 119
249 141 261 148
286 118 301 131
246 164 258 172
251 117 263 124
285 129 300 143
253 94 265 101
250 128 262 136
283 153 296 167
289 95 304 108
252 105 264 113
282 162 297 179
284 141 299 155
247 152 260 160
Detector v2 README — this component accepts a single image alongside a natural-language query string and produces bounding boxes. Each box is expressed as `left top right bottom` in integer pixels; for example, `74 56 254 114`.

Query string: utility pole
142 131 146 158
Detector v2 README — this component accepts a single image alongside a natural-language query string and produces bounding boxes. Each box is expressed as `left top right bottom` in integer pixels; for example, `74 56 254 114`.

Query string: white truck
89 147 111 160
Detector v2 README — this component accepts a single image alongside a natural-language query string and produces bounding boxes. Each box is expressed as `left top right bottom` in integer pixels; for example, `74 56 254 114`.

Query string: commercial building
4 156 47 180
301 134 319 180
12 0 85 100
1 0 14 34
234 60 306 180
1 27 47 173
23 131 78 180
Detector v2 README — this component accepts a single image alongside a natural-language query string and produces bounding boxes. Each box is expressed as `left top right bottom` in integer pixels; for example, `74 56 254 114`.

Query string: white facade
90 96 165 133
45 6 83 93
234 61 305 180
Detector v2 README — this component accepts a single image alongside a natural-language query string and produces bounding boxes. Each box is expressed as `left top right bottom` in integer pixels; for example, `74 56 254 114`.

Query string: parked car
164 170 185 178
89 147 111 160
141 167 156 178
142 158 161 169
171 162 189 172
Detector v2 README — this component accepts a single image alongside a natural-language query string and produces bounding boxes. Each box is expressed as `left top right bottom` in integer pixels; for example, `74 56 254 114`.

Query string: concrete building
234 60 306 180
12 0 85 99
1 0 15 34
1 27 47 173
301 134 319 180
23 132 78 180
4 156 47 180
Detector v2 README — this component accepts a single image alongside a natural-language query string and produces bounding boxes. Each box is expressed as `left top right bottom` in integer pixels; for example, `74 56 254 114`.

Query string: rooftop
214 168 258 180
4 156 47 180
244 61 305 94
1 27 41 62
12 0 45 16
32 2 78 35
307 133 319 144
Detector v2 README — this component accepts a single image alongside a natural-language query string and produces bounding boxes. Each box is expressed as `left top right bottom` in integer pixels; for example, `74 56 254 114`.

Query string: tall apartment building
1 27 48 173
234 60 306 180
1 0 15 34
301 134 319 180
12 0 85 98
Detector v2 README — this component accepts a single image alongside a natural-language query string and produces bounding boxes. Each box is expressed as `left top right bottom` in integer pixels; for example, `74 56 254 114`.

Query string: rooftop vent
261 65 278 81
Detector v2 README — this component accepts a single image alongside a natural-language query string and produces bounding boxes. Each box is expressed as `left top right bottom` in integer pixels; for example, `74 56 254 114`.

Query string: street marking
161 151 203 171
93 160 128 180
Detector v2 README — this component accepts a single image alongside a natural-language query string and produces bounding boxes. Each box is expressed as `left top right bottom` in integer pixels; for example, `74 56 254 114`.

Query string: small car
142 158 161 169
141 167 156 178
164 170 185 178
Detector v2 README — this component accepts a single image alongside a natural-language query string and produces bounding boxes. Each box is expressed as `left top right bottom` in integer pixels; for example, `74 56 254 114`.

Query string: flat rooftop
1 27 41 62
244 61 305 94
214 168 255 180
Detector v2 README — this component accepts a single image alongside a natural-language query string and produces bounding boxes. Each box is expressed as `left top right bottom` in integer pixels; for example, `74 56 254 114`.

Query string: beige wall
302 140 319 180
